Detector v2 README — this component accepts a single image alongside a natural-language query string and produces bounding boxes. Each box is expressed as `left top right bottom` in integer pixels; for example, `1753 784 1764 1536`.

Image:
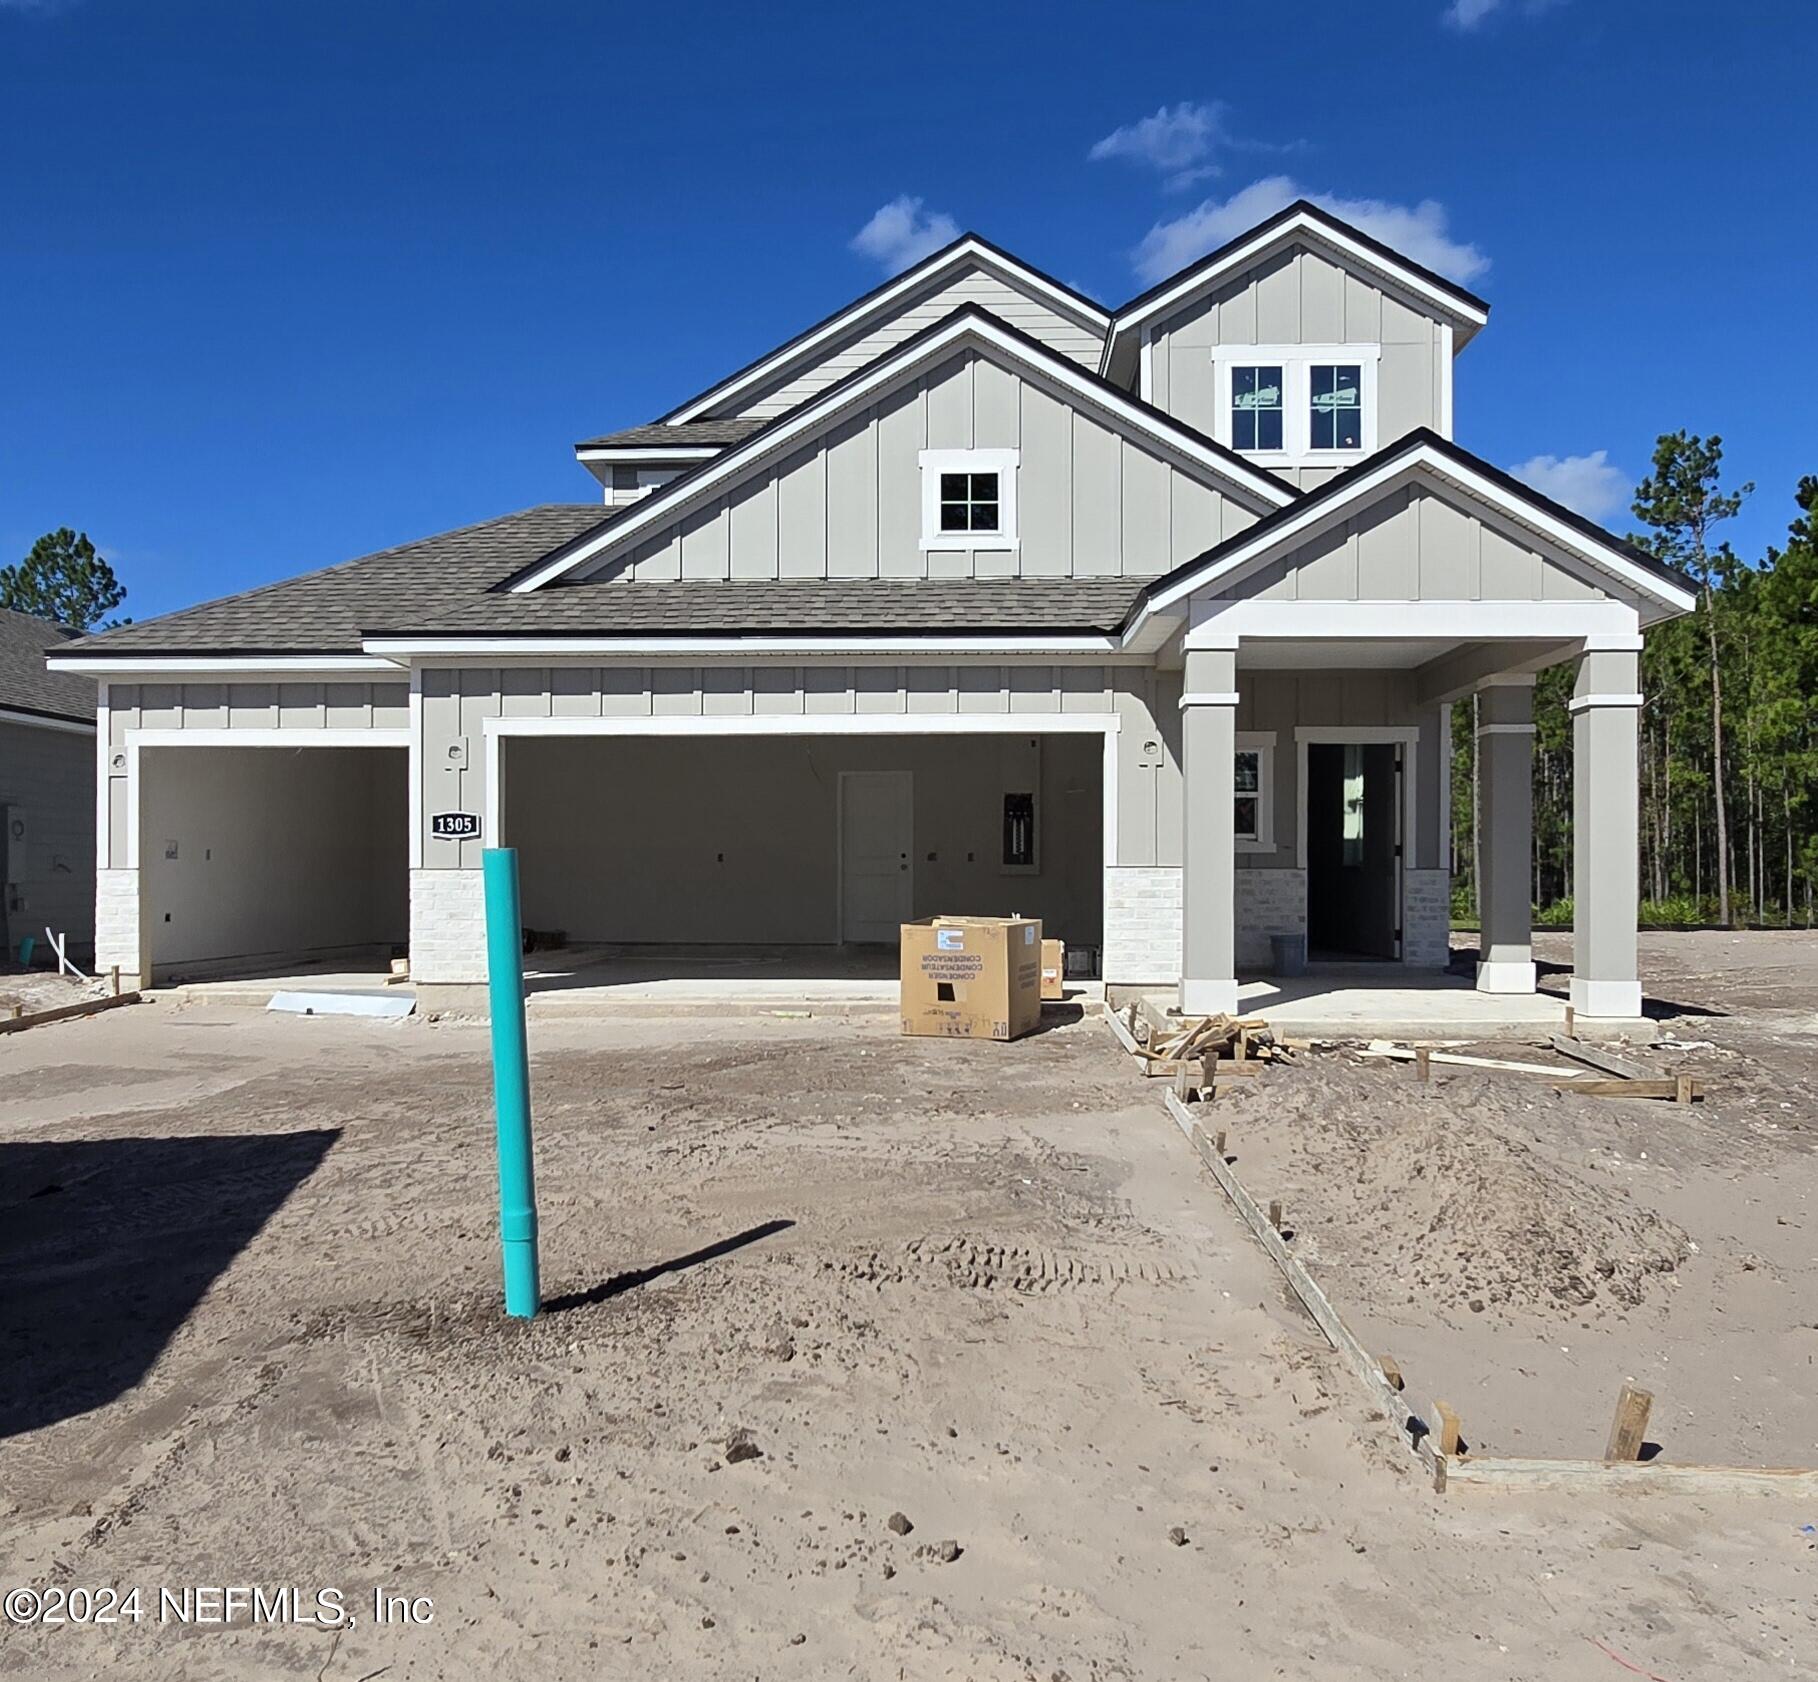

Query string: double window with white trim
920 449 1018 550
1213 346 1379 466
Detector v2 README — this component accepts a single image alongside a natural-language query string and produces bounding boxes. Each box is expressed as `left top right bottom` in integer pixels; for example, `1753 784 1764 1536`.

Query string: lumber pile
1105 1003 1289 1094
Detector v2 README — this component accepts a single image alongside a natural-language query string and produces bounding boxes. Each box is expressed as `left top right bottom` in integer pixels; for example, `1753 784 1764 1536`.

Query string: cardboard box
1040 938 1065 1000
900 915 1043 1041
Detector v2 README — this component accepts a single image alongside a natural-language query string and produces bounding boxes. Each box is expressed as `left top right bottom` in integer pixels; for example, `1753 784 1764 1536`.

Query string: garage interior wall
0 719 96 954
140 746 407 973
507 733 1103 948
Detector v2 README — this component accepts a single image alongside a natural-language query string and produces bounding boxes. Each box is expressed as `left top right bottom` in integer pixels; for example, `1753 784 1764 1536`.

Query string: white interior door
839 771 913 943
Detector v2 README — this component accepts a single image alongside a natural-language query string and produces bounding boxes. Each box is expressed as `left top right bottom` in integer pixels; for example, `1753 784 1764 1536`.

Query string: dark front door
1305 742 1401 960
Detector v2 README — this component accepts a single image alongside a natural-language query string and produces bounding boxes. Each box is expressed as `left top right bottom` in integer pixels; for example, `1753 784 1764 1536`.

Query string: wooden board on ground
1162 1090 1443 1489
1554 1077 1701 1102
0 991 141 1035
1548 1033 1655 1081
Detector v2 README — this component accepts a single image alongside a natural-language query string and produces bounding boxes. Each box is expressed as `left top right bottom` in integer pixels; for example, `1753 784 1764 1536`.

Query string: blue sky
1 0 1811 621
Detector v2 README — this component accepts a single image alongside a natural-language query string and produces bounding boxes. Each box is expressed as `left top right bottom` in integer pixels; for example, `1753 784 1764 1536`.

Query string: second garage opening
505 731 1104 972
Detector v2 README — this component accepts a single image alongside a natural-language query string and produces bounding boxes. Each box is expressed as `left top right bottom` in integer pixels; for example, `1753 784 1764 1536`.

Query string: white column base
1180 976 1240 1015
1475 958 1536 995
1570 976 1643 1019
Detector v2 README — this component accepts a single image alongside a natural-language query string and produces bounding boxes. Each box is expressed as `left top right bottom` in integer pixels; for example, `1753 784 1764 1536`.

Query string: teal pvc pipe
482 847 540 1318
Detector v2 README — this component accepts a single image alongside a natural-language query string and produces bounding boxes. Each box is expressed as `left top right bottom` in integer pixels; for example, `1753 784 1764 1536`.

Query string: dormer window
920 449 1019 550
1309 364 1364 451
1212 346 1379 465
1231 366 1285 453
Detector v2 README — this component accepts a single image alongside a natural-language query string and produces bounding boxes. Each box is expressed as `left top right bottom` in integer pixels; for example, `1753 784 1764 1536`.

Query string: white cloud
1510 450 1630 521
1089 101 1230 191
1130 175 1490 287
849 196 961 275
1443 0 1566 29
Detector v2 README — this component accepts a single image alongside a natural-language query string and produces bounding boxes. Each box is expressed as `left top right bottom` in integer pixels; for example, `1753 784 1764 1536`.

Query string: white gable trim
575 446 722 465
1103 209 1490 377
510 312 1294 594
1141 442 1695 622
666 240 1111 425
0 705 94 736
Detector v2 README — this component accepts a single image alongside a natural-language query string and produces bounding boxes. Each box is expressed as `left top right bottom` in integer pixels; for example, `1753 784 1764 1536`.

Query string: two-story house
50 200 1691 1022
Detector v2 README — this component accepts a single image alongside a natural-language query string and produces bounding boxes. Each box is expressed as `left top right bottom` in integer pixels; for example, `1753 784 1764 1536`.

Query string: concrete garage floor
3 939 1816 1681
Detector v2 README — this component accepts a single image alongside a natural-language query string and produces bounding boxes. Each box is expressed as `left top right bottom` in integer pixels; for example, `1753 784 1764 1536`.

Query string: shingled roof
0 608 95 722
61 506 612 655
60 504 1147 655
575 418 766 451
367 577 1147 638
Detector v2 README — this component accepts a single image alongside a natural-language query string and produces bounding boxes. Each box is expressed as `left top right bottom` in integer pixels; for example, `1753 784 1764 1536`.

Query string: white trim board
664 239 1111 425
1149 443 1696 623
120 727 411 872
48 655 400 677
574 446 722 464
1187 598 1642 646
363 634 1136 660
509 311 1291 594
0 707 95 736
479 710 1122 958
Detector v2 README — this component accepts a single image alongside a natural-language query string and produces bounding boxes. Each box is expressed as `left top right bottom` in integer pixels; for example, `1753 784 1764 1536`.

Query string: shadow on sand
0 1129 340 1438
543 1218 796 1314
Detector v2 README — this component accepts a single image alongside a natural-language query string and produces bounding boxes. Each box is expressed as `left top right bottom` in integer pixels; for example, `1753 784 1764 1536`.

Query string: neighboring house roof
575 418 766 452
0 608 95 722
1099 199 1492 388
511 303 1294 596
654 232 1111 426
1141 428 1694 621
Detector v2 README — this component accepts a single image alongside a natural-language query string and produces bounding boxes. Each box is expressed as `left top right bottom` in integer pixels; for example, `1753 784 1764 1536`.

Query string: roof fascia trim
1102 208 1490 376
663 236 1111 425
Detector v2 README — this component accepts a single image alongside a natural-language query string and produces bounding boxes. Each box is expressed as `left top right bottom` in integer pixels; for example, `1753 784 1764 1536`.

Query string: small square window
922 451 1017 549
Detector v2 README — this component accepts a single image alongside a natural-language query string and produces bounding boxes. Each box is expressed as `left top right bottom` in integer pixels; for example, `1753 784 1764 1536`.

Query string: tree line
1452 433 1818 927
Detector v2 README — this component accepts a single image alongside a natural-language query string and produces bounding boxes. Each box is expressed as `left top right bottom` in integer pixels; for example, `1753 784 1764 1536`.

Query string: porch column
1180 646 1239 1015
1570 649 1643 1019
1475 677 1536 993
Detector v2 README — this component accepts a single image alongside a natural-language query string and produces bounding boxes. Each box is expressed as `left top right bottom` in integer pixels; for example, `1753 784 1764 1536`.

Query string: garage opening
505 731 1104 984
139 745 408 983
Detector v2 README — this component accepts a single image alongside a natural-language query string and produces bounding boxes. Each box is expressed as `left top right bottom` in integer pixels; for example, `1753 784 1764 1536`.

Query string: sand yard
2 932 1816 1679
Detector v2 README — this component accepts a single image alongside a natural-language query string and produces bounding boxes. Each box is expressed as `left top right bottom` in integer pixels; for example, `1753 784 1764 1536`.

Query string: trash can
1270 931 1307 978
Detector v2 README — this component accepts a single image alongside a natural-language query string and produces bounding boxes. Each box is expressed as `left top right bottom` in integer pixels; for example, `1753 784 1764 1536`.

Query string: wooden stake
1604 1384 1653 1463
1435 1400 1462 1457
1267 1199 1284 1231
1415 1046 1431 1082
1553 1078 1699 1101
1564 1004 1575 1036
1212 1128 1227 1158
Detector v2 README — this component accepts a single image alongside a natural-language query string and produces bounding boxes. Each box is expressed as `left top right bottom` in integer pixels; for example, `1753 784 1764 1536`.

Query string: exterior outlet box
899 915 1043 1042
1040 937 1065 1000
